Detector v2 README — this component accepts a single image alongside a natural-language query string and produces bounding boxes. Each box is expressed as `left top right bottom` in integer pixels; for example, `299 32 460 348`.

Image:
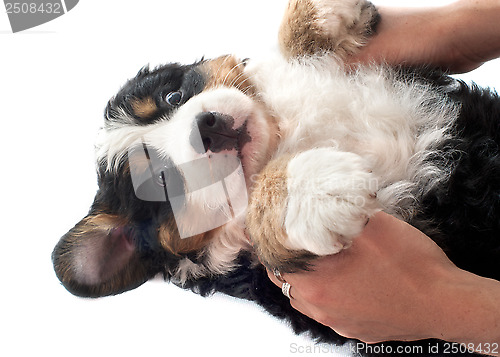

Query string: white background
1 1 499 357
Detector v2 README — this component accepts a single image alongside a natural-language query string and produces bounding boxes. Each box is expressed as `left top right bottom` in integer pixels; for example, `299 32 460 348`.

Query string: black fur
412 81 500 280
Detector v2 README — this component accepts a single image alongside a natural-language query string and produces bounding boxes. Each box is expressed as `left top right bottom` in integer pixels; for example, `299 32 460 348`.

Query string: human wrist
428 266 500 353
444 0 500 72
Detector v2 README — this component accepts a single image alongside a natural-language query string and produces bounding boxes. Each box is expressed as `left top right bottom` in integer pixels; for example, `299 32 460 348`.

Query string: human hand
268 212 456 343
267 212 500 353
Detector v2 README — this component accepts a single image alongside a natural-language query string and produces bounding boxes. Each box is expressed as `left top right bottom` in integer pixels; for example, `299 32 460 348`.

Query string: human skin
348 0 500 73
267 213 500 355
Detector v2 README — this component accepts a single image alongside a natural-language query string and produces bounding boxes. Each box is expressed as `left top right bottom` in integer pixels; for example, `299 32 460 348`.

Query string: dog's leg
246 148 380 272
279 0 379 60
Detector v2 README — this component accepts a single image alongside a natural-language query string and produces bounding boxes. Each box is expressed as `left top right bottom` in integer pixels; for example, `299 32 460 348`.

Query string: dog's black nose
191 112 238 153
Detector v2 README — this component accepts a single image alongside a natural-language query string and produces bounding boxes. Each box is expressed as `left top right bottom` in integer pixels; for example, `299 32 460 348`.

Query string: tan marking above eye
130 97 158 120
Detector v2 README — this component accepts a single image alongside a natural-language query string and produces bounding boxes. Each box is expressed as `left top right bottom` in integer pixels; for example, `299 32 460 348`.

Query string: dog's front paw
284 148 380 256
279 0 379 60
246 149 380 272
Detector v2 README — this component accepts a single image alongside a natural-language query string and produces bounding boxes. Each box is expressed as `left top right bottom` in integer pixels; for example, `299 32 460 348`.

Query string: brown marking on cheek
127 148 149 177
246 156 316 272
158 218 212 255
130 97 158 120
201 55 256 96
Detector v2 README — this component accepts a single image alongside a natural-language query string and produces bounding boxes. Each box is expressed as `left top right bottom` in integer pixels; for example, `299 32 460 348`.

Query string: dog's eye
164 91 183 106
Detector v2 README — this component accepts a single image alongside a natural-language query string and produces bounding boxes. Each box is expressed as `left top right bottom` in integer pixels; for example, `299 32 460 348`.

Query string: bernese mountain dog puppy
53 0 499 355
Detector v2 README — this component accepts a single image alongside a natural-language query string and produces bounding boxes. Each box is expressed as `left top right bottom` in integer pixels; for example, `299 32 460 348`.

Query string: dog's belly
249 56 459 209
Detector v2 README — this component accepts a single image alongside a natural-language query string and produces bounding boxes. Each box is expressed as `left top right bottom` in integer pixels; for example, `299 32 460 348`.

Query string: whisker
213 56 232 84
228 70 247 89
242 84 256 97
208 57 257 96
222 61 246 87
238 74 257 94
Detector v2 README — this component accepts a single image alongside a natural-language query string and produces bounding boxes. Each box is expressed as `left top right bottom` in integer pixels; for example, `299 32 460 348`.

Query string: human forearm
429 268 500 356
446 0 500 72
350 0 500 73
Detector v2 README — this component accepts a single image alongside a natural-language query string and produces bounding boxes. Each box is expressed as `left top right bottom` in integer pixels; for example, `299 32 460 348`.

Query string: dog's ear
52 213 157 297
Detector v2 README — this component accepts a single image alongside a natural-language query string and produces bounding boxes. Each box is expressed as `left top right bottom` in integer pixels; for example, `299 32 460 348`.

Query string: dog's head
52 55 278 297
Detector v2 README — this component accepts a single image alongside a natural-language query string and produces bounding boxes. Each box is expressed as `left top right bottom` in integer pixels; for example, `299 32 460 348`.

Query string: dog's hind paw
279 0 379 60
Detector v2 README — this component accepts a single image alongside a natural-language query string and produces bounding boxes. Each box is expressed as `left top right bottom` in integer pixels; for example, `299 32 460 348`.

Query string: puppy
53 0 500 353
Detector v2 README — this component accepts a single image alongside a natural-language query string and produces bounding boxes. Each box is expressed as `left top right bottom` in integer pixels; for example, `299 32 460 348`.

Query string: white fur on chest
248 55 459 212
